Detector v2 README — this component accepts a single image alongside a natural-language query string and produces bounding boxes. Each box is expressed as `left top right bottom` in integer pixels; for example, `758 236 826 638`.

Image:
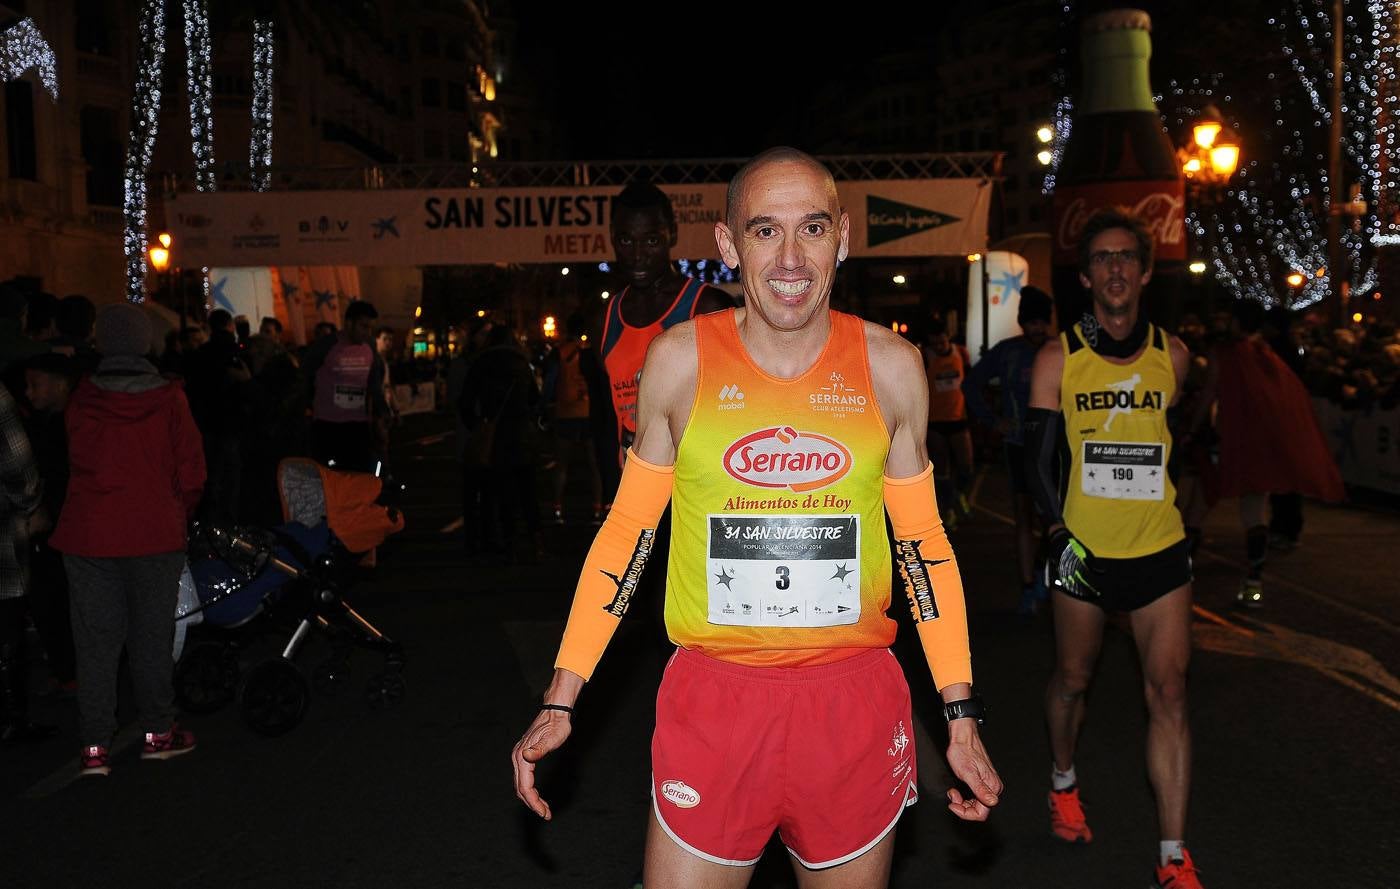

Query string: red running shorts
650 647 918 869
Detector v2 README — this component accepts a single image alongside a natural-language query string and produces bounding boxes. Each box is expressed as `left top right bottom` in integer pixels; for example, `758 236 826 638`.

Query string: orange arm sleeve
554 450 675 680
884 463 973 690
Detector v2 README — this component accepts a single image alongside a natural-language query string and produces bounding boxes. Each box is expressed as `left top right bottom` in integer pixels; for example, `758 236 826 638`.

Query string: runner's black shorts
1062 538 1193 612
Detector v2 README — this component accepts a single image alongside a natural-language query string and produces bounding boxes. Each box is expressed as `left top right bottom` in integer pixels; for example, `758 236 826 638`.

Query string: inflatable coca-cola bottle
1051 8 1185 323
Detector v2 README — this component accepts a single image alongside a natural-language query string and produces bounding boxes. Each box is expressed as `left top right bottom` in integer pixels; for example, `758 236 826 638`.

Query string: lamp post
147 231 181 327
1178 104 1241 315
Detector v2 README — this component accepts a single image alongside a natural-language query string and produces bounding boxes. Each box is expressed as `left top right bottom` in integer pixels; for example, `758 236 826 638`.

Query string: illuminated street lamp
1036 124 1054 144
147 243 170 274
1287 271 1306 288
543 315 557 338
1179 106 1242 314
892 274 906 285
1189 260 1207 275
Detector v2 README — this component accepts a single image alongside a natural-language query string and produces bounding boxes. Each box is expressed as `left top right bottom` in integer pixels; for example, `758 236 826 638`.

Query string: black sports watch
943 695 987 725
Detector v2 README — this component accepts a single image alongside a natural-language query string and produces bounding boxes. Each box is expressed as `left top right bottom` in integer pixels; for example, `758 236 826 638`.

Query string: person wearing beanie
50 303 207 776
961 284 1055 614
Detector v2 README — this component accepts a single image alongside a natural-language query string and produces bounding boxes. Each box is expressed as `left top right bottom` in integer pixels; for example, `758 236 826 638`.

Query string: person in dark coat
460 324 542 561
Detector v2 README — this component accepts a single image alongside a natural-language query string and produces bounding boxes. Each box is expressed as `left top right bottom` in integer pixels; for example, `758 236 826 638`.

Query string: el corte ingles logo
866 195 960 247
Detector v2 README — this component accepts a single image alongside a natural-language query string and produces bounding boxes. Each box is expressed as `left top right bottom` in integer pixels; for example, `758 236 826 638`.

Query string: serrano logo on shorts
660 780 701 808
722 426 853 492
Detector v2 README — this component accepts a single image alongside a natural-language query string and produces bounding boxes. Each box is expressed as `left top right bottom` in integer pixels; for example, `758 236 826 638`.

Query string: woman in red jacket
50 304 206 777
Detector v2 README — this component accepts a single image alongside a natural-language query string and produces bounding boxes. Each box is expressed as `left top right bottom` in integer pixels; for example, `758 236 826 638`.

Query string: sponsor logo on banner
371 216 400 239
660 780 700 809
297 216 352 243
1053 180 1185 262
722 426 853 492
232 214 279 250
867 195 960 247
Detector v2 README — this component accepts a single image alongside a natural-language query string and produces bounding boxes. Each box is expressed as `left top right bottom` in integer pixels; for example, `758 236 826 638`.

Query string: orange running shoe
1048 786 1093 843
1153 849 1204 888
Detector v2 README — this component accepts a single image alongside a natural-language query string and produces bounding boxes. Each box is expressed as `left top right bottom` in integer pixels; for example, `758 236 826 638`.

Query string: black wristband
943 695 987 725
539 703 574 715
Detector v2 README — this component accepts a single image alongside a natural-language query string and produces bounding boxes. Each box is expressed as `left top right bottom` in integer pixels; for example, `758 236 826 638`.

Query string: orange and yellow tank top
668 309 893 667
1061 323 1184 558
925 345 968 422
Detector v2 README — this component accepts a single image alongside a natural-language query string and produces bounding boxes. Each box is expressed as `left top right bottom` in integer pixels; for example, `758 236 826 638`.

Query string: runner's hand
1048 527 1102 600
944 724 1002 821
511 709 573 820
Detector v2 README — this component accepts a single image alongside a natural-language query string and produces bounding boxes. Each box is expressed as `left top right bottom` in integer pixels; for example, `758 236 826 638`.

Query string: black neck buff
1078 313 1149 359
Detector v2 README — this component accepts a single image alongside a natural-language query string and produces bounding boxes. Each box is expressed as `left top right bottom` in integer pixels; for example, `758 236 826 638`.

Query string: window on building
958 131 973 151
1004 174 1019 193
1029 204 1043 222
446 81 466 112
80 106 123 207
400 86 413 119
420 28 439 58
4 81 38 181
421 78 441 108
977 131 993 150
74 0 114 55
1005 207 1020 226
424 130 443 159
449 138 469 162
445 37 466 62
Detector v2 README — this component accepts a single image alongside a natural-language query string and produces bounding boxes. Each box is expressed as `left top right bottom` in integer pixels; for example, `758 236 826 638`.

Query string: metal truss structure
162 153 1002 194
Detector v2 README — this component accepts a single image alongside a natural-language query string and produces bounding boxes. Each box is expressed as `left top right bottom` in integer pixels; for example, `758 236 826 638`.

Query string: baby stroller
173 458 406 736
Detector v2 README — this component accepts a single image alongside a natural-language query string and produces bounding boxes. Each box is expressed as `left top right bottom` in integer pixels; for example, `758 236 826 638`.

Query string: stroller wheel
175 642 239 714
365 671 406 710
312 659 349 696
239 658 311 736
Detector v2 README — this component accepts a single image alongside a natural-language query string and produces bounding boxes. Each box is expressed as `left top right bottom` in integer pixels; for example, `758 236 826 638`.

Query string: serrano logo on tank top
722 426 853 492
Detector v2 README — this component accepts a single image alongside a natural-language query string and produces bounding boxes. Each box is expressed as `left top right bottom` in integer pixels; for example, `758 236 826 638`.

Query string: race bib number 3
706 514 861 628
1081 441 1166 501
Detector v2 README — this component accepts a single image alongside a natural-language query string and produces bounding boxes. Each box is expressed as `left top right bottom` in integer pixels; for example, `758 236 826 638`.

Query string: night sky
511 3 951 160
509 1 1281 162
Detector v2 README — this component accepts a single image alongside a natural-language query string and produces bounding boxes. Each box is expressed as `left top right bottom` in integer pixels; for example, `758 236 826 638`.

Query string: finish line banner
166 181 990 267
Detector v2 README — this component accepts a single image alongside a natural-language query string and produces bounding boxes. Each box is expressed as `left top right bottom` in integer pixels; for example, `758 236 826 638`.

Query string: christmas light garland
249 19 275 192
182 0 216 193
1186 1 1388 309
0 17 58 99
122 0 167 303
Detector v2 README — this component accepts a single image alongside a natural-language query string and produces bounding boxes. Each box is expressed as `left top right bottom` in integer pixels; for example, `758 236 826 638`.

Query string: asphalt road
3 411 1398 888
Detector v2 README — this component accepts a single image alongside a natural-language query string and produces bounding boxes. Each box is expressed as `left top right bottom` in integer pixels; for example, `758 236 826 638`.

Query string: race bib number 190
1081 441 1166 501
706 514 861 628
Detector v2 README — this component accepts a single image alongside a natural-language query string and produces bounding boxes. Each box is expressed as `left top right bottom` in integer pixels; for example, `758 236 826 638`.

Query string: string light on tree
0 17 58 99
249 19 275 193
122 0 167 304
1184 1 1390 309
182 0 216 193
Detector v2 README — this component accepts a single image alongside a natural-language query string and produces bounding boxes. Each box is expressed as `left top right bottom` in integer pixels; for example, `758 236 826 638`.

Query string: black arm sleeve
1024 407 1065 526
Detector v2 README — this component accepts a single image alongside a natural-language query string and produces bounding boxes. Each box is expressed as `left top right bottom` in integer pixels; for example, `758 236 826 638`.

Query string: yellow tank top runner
1060 323 1183 559
668 309 894 668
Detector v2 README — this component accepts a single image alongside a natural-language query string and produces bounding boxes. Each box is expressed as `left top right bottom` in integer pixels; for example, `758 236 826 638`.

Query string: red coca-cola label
1053 180 1185 263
